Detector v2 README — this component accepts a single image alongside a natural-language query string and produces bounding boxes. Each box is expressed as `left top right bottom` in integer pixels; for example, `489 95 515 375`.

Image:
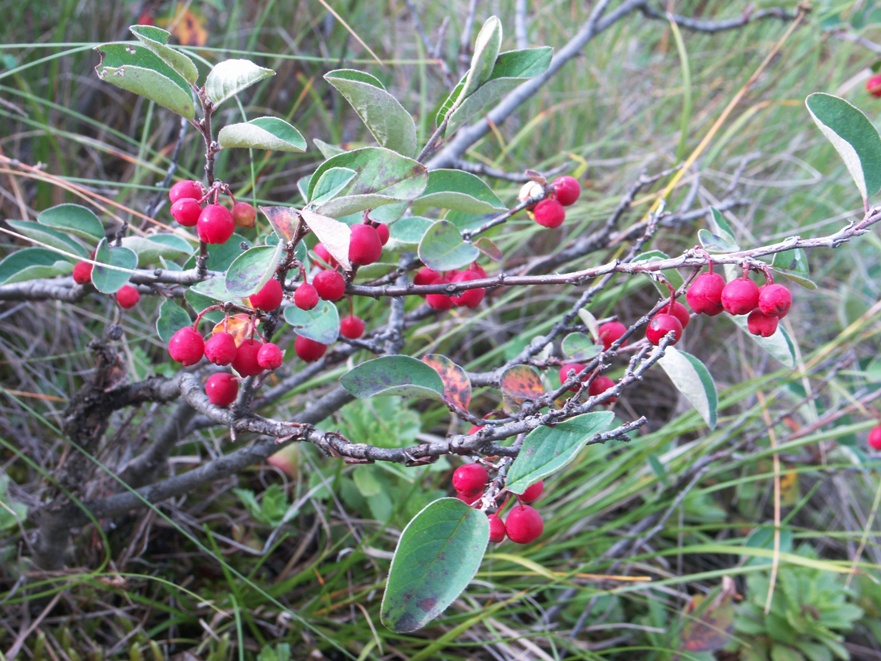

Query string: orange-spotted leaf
157 3 208 47
500 365 543 413
680 577 737 652
780 467 799 507
213 313 252 346
260 205 303 243
422 354 471 411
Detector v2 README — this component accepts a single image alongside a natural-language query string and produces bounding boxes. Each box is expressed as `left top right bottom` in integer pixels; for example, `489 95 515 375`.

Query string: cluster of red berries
168 179 256 244
519 175 581 228
414 263 487 311
557 320 628 400
452 464 545 544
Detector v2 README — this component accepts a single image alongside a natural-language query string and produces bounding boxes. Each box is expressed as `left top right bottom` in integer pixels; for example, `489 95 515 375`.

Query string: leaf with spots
260 205 302 243
680 578 737 652
499 365 543 413
381 498 489 633
422 354 471 411
212 314 253 347
340 355 445 400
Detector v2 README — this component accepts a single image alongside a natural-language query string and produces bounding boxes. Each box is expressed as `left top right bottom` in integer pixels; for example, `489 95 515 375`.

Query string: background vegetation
1 1 880 659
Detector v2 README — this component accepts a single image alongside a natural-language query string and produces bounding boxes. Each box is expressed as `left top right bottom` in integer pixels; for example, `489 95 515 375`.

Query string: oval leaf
506 411 615 494
156 299 193 343
729 314 797 368
38 204 104 241
389 216 433 245
120 235 192 266
218 116 306 152
459 16 503 102
204 59 275 107
418 220 479 271
381 498 489 633
310 167 358 206
5 220 89 258
657 347 718 429
283 299 340 345
416 170 504 213
299 208 352 271
92 238 138 293
561 332 602 361
422 354 471 411
130 25 198 84
325 69 418 157
0 248 72 284
340 355 445 400
260 206 302 243
806 93 881 204
474 237 503 261
225 244 283 298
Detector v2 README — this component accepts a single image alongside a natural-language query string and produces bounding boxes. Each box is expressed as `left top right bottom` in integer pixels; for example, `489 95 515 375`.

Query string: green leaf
299 208 352 271
806 93 881 204
129 25 198 84
418 220 479 271
217 116 306 152
708 207 738 246
381 498 489 633
729 314 797 368
5 220 89 258
38 204 104 241
120 235 192 266
415 170 505 213
632 249 685 292
459 16 503 101
225 243 283 298
0 248 72 284
313 138 346 159
561 332 601 361
92 238 137 293
505 412 615 494
698 228 739 253
95 42 195 119
183 233 247 272
204 59 275 107
389 216 433 245
657 347 718 429
156 299 193 343
324 69 418 157
308 147 428 218
340 355 445 400
310 167 358 205
283 300 340 345
771 248 816 290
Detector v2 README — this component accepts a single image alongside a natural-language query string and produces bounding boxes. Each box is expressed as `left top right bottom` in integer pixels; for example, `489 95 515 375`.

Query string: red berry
520 480 544 504
533 198 566 228
487 514 506 543
72 261 93 285
170 198 203 227
758 283 792 318
721 277 760 316
348 224 383 267
451 269 486 308
313 270 346 301
168 326 205 366
295 335 327 362
313 243 338 269
646 313 683 346
452 464 488 495
231 201 256 229
597 321 627 350
552 176 581 206
232 338 265 377
205 373 238 407
686 272 726 316
558 363 586 392
588 375 617 403
659 300 691 330
249 278 284 311
868 74 881 98
747 309 779 337
457 490 482 506
426 291 454 310
374 222 390 246
505 505 544 544
204 331 238 366
340 315 365 339
868 426 881 450
257 342 284 370
414 267 440 286
169 179 205 204
116 285 141 309
197 204 235 244
294 282 319 310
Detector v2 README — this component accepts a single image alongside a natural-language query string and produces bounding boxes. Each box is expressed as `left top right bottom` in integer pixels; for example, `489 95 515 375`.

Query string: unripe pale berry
487 514 506 543
205 373 238 407
204 331 238 366
170 198 202 227
721 277 760 316
452 463 488 495
168 326 205 366
249 278 284 311
598 321 627 350
747 309 779 337
340 315 365 340
520 480 544 504
558 363 586 392
313 270 346 301
231 201 256 229
868 426 881 450
257 342 284 370
295 335 327 362
294 282 319 310
758 283 792 318
348 223 383 266
588 375 617 403
868 74 881 98
552 176 581 206
686 272 726 316
517 180 544 211
116 285 141 309
646 313 683 346
197 204 235 245
232 338 264 377
72 261 93 285
533 198 566 228
169 179 205 204
505 505 544 544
